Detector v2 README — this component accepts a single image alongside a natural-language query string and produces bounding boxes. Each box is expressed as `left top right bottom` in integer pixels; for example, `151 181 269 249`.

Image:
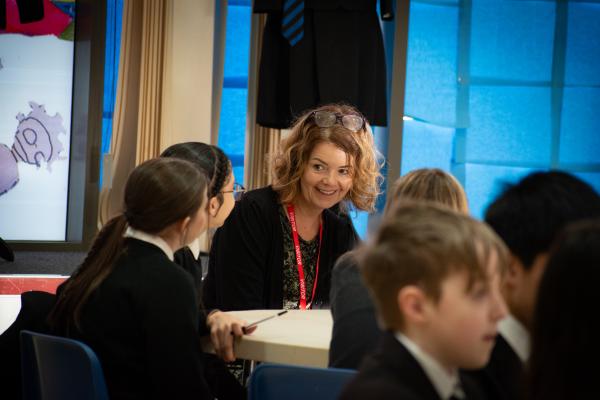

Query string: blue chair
20 330 109 400
248 363 356 400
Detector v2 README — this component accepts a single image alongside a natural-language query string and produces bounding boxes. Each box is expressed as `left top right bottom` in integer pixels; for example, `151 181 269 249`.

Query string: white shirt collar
187 237 201 259
124 227 174 261
395 332 463 400
498 314 530 362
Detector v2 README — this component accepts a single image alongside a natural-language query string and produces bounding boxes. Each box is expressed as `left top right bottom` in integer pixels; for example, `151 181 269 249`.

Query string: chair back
20 330 109 400
248 363 356 400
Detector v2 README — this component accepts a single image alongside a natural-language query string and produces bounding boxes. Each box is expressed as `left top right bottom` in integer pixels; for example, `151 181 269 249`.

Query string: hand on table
206 310 257 362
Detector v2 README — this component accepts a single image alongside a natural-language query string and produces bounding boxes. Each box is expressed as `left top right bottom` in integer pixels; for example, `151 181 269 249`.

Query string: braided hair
160 142 232 210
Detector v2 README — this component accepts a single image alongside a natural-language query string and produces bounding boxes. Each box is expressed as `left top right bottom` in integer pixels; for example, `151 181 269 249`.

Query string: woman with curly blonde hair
203 104 382 311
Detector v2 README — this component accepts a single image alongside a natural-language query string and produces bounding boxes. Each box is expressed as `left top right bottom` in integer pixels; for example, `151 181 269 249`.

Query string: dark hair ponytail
49 158 208 334
49 215 128 334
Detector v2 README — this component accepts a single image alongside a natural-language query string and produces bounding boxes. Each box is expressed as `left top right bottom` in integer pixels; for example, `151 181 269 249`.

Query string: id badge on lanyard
286 204 323 310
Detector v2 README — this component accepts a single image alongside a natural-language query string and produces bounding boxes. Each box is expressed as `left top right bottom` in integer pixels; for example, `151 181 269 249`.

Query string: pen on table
242 310 288 334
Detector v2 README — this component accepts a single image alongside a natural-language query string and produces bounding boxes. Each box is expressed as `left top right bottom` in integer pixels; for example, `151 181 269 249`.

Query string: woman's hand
206 310 257 362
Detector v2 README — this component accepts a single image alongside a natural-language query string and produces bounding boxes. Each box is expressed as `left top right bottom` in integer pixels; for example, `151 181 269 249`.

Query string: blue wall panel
465 163 541 219
467 86 552 164
404 2 458 127
564 3 600 86
400 119 456 174
470 0 555 81
559 88 600 165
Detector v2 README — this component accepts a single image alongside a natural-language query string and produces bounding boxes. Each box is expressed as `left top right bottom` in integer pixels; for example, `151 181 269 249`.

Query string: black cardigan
203 186 359 311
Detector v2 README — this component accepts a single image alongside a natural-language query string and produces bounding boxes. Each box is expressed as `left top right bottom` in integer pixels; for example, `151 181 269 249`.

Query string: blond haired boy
340 203 508 400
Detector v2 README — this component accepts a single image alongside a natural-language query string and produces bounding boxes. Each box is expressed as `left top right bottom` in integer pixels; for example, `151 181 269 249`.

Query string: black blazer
174 246 211 336
203 186 359 311
57 239 213 400
466 334 524 400
328 251 381 369
340 331 487 400
253 0 392 129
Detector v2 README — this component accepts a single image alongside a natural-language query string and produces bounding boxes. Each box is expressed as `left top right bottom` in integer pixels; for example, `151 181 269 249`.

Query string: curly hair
271 104 383 212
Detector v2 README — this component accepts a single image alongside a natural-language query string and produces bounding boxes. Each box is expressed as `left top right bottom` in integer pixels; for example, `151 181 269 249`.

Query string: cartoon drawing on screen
0 101 66 196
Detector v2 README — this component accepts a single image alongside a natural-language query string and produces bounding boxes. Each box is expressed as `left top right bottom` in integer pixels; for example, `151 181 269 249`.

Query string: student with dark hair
2 150 247 400
329 168 469 369
473 171 600 400
340 203 508 400
526 219 600 400
49 158 214 399
160 142 251 400
203 103 382 311
161 142 239 293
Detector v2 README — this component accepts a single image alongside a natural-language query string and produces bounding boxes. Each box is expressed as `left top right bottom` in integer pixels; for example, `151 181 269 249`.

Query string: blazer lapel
372 331 443 400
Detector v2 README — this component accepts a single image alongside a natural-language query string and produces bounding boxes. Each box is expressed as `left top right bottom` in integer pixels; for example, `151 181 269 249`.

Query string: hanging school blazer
203 186 359 311
253 0 393 129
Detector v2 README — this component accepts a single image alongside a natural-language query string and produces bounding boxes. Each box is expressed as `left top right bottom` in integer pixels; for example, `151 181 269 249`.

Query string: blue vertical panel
470 0 555 81
218 3 252 183
559 88 600 165
224 4 252 78
372 125 390 214
467 86 552 164
404 2 459 127
464 163 541 220
218 87 248 176
564 2 600 86
100 0 123 186
400 119 455 174
350 211 369 241
232 166 245 188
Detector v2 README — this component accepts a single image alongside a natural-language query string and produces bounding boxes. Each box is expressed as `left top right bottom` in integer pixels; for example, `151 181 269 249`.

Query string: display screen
0 0 75 241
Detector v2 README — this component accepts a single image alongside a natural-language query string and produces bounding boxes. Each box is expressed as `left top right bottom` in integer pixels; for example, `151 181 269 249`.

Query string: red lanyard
286 204 323 310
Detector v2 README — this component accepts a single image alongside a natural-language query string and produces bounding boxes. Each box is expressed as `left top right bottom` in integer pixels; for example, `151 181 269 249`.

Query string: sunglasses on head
311 110 366 133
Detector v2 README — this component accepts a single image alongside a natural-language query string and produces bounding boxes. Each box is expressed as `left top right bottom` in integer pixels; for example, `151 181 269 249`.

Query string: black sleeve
173 247 211 335
174 247 203 300
312 210 361 308
140 268 213 399
203 196 273 311
328 253 381 369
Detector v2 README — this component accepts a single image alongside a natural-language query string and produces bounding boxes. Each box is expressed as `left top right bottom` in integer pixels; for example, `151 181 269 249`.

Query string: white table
0 295 21 335
218 309 333 368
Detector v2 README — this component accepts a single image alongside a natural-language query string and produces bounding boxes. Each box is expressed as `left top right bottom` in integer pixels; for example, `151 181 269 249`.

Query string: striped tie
281 0 304 46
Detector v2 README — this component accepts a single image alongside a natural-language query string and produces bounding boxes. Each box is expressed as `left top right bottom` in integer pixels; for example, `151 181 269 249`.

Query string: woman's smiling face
298 141 354 211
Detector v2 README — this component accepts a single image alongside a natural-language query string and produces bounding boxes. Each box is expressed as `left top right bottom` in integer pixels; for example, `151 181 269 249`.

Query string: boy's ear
504 254 524 288
397 286 428 324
